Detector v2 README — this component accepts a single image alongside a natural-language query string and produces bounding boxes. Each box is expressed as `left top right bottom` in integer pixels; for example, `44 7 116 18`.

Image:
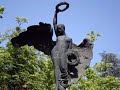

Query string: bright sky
0 0 120 66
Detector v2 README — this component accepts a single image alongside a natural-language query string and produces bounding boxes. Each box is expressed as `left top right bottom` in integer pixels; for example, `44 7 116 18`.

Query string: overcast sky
0 0 120 66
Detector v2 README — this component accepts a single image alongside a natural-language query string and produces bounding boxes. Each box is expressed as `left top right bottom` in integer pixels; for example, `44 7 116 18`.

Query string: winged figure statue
11 2 93 90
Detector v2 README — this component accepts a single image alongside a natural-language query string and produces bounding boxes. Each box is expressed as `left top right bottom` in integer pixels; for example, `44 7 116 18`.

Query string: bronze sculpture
51 2 72 89
11 2 93 90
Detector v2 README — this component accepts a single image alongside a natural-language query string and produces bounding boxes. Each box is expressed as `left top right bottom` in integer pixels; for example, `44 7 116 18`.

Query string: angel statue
11 2 93 90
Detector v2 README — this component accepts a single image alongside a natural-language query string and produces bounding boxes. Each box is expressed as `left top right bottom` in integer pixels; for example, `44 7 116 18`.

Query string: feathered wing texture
69 38 93 83
11 22 54 55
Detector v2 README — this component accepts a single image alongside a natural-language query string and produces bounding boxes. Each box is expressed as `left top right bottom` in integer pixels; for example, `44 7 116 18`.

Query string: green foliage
0 16 28 44
0 16 55 89
0 39 40 88
69 67 120 90
0 30 11 44
0 6 5 18
87 31 101 42
0 6 5 14
15 16 28 27
0 30 55 89
27 54 55 90
94 61 112 72
97 52 120 78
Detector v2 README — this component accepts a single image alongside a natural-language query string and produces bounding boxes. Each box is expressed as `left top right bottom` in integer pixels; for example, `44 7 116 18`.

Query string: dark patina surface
11 2 93 90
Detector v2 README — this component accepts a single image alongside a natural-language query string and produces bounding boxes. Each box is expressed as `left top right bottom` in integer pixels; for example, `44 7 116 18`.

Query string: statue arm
53 10 59 35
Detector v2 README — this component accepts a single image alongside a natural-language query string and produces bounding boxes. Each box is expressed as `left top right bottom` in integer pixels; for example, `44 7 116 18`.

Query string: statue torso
52 35 71 53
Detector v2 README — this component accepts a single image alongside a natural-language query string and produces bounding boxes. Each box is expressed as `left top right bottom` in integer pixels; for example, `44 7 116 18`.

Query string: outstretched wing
68 38 93 83
11 22 55 55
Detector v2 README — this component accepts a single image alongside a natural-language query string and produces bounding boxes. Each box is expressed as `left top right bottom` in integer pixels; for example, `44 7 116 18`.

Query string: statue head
57 24 65 35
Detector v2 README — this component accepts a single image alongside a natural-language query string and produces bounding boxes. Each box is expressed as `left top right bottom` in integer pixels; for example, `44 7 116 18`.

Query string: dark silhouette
11 22 54 55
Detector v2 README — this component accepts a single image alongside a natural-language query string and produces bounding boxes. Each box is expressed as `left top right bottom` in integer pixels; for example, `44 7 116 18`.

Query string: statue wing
68 38 93 83
11 22 55 55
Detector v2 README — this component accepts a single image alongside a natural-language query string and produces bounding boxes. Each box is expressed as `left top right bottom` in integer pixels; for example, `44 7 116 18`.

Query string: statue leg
54 60 61 90
52 57 67 90
51 51 61 90
51 49 68 90
59 54 68 89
